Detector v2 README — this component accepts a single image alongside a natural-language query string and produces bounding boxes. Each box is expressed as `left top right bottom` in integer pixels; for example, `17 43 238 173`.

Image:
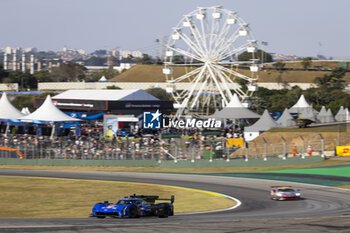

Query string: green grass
259 165 350 177
0 159 349 173
0 176 235 218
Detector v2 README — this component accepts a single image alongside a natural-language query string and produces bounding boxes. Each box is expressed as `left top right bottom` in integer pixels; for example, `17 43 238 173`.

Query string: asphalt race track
0 169 350 233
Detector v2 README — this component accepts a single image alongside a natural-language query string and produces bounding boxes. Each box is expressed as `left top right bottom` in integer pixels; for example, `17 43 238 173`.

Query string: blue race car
91 194 174 218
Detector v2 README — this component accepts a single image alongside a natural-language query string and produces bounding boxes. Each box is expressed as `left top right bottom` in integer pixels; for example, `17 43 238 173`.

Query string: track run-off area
0 169 350 232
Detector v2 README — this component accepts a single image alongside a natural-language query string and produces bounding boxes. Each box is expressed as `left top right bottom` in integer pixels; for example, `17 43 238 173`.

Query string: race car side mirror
171 195 175 204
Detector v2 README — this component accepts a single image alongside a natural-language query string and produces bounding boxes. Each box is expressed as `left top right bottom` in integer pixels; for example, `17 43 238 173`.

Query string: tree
235 78 248 92
7 71 37 90
301 57 312 69
33 70 53 82
87 69 119 82
304 87 350 113
106 85 121 89
0 63 9 82
138 54 153 64
84 56 107 66
126 54 134 63
145 88 171 101
173 55 184 64
272 61 286 71
11 95 36 111
51 64 86 82
314 67 346 89
91 49 107 56
252 86 302 112
237 49 273 62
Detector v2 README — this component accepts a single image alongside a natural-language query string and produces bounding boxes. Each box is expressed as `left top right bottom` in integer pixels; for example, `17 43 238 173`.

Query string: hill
110 63 350 84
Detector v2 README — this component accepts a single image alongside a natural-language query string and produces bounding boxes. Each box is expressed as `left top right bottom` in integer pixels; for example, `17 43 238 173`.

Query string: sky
0 0 349 59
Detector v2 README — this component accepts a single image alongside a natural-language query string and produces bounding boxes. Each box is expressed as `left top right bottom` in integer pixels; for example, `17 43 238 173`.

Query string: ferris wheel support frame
164 6 260 118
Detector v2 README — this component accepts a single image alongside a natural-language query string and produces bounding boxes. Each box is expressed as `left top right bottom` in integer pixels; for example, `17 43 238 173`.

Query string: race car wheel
129 205 138 218
96 215 106 218
158 207 169 218
168 207 174 216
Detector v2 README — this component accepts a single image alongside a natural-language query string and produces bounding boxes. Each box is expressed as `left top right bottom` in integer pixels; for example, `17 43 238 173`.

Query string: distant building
24 47 38 53
84 63 135 73
34 89 173 117
4 46 21 55
121 50 131 58
270 53 301 61
132 50 142 58
77 49 85 55
111 49 120 57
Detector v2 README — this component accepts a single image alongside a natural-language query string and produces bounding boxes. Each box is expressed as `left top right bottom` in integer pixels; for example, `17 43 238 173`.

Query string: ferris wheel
163 6 260 118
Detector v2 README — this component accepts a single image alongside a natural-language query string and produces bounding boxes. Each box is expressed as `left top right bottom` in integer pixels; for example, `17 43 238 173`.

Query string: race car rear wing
130 194 175 204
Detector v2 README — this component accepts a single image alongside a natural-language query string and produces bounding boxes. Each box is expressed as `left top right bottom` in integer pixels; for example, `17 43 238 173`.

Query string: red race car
270 186 301 201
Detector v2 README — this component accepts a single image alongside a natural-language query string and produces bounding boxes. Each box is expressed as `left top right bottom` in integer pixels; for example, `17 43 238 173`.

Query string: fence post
245 141 249 161
175 143 178 163
299 136 305 159
225 139 230 162
281 136 287 160
337 124 341 146
151 146 154 160
159 141 163 163
191 145 195 163
209 140 213 162
253 141 258 159
319 134 325 158
262 137 267 161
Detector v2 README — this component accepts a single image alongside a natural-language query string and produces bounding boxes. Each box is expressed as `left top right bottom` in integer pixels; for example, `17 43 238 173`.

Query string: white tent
325 109 334 123
289 94 311 112
0 92 25 119
19 95 81 122
277 108 296 127
21 107 31 115
244 110 279 141
317 106 328 123
299 107 317 121
99 75 107 82
289 95 317 121
335 106 349 122
209 94 260 120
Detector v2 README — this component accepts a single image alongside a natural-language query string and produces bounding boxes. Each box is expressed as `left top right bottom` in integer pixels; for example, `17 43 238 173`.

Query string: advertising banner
336 146 350 156
225 138 244 147
103 115 119 139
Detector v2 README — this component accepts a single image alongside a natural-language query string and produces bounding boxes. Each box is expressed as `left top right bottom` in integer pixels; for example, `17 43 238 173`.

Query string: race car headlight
296 192 301 196
276 193 282 197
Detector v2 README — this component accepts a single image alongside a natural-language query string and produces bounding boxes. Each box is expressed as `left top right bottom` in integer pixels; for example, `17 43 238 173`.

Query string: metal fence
240 134 350 160
0 132 347 161
0 135 240 161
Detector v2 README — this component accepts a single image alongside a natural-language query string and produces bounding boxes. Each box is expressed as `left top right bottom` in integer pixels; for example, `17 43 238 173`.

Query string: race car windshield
279 189 295 192
116 200 137 205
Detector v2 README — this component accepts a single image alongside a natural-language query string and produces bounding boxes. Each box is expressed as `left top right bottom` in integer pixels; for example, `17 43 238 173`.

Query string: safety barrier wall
0 83 18 91
38 82 318 91
0 156 324 168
